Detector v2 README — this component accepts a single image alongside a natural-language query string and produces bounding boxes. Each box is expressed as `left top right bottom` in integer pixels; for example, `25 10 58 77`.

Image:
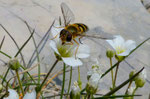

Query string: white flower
88 73 101 89
23 90 36 99
4 89 36 99
4 89 19 99
87 65 101 79
71 81 80 95
50 25 90 67
106 35 136 56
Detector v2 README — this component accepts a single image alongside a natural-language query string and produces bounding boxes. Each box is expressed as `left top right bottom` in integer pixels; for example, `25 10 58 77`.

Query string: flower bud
135 78 145 88
106 49 114 58
70 81 80 99
135 69 146 88
86 83 97 94
8 58 20 70
129 70 137 81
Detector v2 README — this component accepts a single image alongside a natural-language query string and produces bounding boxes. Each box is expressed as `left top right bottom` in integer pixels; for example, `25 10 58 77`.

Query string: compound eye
60 29 65 37
66 34 72 42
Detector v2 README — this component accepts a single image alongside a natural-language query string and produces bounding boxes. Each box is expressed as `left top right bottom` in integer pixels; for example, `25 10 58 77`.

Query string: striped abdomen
65 23 88 35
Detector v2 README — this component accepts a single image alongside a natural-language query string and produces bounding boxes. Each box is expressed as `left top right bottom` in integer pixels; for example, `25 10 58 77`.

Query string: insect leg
79 36 83 44
50 33 59 40
73 39 79 59
53 25 65 28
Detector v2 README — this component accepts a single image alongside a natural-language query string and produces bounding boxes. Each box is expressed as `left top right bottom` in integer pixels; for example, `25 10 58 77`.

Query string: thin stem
2 67 10 85
0 36 5 50
16 70 24 96
25 21 41 84
67 67 72 98
113 63 120 88
87 94 91 99
109 58 114 87
0 50 12 59
15 30 34 57
78 67 82 90
39 60 58 91
125 81 133 94
132 86 138 96
60 63 66 99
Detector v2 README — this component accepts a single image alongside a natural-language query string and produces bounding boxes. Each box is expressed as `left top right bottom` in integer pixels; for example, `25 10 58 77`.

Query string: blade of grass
104 67 144 96
24 21 41 84
27 20 55 68
0 24 26 67
0 50 11 58
20 65 36 83
14 29 35 57
101 37 150 78
0 36 5 50
94 94 142 99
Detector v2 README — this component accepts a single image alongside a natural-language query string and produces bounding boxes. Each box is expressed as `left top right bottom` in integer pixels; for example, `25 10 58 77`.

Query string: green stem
2 67 10 85
132 86 138 96
125 81 132 94
67 67 72 98
16 70 24 96
113 63 120 88
78 66 82 90
109 58 114 87
60 63 66 99
38 60 58 92
0 50 11 58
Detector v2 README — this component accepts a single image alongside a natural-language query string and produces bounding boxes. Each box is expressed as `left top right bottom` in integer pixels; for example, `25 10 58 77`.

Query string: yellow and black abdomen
65 23 88 34
74 23 88 33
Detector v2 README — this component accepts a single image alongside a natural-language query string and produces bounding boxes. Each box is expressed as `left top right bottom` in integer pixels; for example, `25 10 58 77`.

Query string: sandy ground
0 0 150 99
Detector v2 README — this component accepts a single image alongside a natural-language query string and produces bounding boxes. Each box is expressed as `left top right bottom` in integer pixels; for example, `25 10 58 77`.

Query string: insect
53 2 113 57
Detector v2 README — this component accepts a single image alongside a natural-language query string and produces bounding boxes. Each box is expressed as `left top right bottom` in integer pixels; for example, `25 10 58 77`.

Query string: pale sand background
0 0 150 99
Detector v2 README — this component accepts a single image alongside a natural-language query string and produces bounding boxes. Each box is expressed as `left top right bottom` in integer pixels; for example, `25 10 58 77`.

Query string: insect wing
79 27 114 40
61 2 75 26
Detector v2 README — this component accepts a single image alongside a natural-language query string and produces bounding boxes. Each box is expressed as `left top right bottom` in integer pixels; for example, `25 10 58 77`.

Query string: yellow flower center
57 44 73 57
116 46 125 54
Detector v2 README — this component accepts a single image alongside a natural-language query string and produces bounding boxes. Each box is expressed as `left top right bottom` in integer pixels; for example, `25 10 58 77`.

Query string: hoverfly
53 2 113 57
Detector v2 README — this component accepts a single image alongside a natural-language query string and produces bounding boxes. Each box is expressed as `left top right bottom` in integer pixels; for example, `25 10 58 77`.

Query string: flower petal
50 24 63 42
106 35 125 50
113 35 125 47
76 44 90 58
117 50 131 56
49 40 60 55
4 89 19 99
118 40 136 56
62 57 82 67
106 39 116 49
125 40 136 51
23 90 36 99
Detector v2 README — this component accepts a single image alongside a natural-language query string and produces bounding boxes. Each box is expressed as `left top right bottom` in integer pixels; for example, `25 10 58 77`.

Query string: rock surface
0 0 150 98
